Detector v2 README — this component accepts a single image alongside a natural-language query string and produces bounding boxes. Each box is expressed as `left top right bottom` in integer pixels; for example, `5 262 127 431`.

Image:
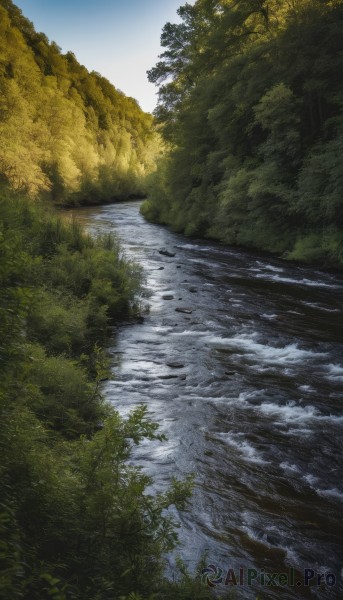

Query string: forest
0 1 217 598
1 0 342 598
0 0 161 204
142 0 343 267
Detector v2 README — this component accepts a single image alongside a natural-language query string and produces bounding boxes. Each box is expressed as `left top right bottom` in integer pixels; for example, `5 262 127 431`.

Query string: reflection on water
67 201 343 600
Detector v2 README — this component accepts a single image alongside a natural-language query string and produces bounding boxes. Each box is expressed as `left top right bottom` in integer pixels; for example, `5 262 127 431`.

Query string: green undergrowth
0 186 226 599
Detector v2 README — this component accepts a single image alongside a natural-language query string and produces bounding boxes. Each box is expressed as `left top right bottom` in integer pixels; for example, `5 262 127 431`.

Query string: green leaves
0 0 161 203
144 0 343 267
0 187 202 599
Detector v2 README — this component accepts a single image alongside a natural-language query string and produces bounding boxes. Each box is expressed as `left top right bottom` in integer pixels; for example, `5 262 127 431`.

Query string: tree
0 0 161 203
142 0 343 267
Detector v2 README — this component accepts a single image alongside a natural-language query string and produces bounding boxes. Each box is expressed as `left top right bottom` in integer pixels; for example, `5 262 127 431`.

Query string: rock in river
158 248 176 257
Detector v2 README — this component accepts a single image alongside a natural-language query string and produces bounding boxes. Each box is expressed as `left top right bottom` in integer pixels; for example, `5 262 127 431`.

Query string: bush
0 186 215 600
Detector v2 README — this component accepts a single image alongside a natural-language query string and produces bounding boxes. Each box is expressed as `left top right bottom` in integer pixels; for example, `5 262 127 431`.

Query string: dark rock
159 248 176 257
175 307 193 314
167 362 185 369
189 287 197 293
162 294 174 300
176 265 181 269
158 266 165 270
159 374 179 380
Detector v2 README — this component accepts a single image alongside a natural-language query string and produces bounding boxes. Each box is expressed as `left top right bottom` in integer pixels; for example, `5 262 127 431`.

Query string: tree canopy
142 0 343 267
0 0 161 204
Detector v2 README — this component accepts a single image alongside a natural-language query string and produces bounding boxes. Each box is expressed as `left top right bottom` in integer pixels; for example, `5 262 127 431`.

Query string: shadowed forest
0 0 342 599
142 0 343 267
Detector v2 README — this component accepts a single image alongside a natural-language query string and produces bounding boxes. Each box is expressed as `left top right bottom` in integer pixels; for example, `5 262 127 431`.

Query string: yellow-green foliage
0 0 161 204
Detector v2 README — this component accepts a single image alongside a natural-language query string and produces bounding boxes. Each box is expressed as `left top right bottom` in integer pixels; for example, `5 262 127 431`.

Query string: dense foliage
0 0 161 204
0 4 227 597
142 0 343 267
0 186 225 600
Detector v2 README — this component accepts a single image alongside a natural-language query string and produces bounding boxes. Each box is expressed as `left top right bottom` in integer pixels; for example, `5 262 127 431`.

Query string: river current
69 201 343 600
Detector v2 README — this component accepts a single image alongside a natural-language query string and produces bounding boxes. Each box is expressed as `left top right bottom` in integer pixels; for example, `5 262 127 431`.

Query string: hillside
0 0 161 204
142 0 343 267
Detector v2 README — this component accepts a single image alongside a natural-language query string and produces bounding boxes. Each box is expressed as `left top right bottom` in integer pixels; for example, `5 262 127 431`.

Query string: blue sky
15 0 190 113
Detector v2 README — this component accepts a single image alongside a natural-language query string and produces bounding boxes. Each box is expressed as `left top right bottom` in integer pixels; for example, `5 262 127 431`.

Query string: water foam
298 385 315 393
240 512 299 563
171 330 209 337
259 401 343 426
303 474 319 486
260 401 318 423
216 432 269 464
301 301 340 313
152 325 174 333
241 525 274 547
282 428 313 436
256 261 284 273
207 333 327 366
317 488 343 502
280 462 300 473
304 475 343 503
326 364 343 382
189 258 220 269
255 273 340 289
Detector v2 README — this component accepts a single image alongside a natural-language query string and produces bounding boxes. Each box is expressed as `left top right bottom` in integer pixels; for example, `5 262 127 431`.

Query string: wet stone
159 248 176 257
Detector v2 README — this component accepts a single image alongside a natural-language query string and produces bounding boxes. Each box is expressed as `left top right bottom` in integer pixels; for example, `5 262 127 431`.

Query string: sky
14 0 190 113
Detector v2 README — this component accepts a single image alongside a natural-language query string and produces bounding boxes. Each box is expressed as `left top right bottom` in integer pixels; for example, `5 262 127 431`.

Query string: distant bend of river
68 201 343 600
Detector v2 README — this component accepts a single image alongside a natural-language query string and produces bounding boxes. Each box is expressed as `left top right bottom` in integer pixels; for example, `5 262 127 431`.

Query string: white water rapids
69 201 343 600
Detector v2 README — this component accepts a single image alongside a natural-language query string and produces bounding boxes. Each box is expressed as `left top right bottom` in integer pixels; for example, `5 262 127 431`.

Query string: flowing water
68 201 343 599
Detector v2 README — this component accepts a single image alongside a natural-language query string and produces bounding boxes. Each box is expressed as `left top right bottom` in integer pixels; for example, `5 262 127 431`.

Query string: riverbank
0 188 220 600
76 200 343 600
141 199 343 271
144 1 343 273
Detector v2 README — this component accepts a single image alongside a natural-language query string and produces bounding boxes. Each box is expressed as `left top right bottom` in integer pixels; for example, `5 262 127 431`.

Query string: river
68 200 343 600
